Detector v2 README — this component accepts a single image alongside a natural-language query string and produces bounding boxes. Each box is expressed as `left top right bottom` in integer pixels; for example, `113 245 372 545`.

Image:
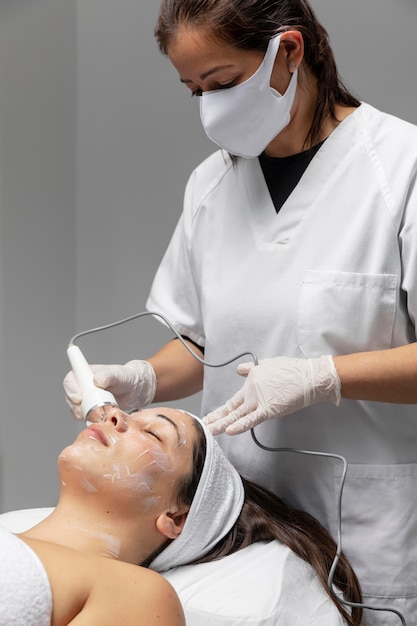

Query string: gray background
0 0 416 512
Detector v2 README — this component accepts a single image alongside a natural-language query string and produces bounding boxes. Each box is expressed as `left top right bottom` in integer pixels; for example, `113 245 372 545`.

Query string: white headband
149 413 245 572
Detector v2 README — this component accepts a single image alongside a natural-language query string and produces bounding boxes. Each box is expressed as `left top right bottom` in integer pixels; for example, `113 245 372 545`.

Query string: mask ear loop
69 309 407 626
262 33 282 78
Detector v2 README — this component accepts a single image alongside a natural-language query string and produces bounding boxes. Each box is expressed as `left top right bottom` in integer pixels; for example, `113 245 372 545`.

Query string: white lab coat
147 103 417 625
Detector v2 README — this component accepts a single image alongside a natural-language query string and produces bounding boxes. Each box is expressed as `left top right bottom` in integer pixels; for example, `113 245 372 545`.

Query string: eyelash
191 81 236 97
145 429 162 442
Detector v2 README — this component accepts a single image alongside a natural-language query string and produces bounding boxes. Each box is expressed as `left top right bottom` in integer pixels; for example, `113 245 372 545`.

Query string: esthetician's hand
64 360 157 420
203 355 341 435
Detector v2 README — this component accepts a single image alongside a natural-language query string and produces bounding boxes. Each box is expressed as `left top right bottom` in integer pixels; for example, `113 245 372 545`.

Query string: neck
20 493 162 566
265 72 356 157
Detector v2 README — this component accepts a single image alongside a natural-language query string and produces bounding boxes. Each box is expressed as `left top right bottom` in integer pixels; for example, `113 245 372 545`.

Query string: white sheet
164 540 347 625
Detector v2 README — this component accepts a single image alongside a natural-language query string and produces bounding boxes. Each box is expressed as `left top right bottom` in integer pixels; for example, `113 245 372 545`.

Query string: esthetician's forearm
148 338 204 402
334 342 417 403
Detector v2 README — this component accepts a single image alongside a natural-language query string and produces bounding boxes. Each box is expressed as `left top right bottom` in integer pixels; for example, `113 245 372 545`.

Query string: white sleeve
146 170 206 348
399 178 417 329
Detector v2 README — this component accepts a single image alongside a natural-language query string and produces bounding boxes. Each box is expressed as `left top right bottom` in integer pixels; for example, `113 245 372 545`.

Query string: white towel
150 414 244 572
0 525 52 626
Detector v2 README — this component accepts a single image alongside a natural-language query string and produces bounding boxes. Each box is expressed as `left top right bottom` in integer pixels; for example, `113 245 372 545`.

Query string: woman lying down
0 407 362 626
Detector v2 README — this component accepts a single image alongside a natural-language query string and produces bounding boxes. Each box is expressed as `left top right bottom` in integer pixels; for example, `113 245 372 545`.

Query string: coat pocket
334 462 417 600
298 271 397 356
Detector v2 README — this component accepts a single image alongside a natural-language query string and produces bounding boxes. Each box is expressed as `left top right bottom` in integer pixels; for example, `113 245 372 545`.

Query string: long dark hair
176 419 362 626
197 477 362 625
155 0 360 147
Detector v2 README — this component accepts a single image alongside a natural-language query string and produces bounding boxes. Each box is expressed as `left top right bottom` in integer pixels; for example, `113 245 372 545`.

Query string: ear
156 509 188 540
279 30 304 71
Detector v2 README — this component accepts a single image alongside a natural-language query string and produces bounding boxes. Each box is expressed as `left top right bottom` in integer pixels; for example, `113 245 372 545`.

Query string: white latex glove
203 355 341 435
63 360 157 420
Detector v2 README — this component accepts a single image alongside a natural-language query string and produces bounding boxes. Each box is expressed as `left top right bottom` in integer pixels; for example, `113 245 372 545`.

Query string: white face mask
199 34 298 158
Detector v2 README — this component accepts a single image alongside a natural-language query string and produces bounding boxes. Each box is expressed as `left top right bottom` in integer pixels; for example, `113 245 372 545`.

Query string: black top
178 142 325 356
259 141 325 213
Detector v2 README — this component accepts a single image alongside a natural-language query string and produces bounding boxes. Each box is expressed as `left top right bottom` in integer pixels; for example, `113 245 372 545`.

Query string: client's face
58 407 198 512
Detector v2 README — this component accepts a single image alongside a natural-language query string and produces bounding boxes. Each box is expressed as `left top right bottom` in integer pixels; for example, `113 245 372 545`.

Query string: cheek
102 460 161 510
58 435 186 509
101 437 179 500
116 436 192 509
128 433 177 474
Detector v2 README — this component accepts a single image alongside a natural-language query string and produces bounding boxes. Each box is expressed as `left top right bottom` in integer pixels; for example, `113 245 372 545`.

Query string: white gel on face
146 445 175 472
102 414 191 508
59 452 100 494
80 478 98 493
59 410 193 508
106 433 118 447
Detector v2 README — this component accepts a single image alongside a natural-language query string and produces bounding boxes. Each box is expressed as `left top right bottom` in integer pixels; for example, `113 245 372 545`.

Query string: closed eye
145 429 162 442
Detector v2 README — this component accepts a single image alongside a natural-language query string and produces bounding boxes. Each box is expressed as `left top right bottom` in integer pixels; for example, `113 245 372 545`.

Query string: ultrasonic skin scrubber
67 344 118 423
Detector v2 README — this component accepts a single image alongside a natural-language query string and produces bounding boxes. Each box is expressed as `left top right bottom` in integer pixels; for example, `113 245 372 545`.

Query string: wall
311 0 417 125
0 0 416 511
75 0 210 385
0 0 77 512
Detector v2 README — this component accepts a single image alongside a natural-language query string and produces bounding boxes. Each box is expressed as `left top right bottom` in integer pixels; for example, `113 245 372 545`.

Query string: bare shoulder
17 536 185 626
65 555 185 626
97 559 186 626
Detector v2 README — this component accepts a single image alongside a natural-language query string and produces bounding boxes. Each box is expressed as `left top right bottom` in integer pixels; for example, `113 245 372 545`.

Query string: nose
103 407 129 432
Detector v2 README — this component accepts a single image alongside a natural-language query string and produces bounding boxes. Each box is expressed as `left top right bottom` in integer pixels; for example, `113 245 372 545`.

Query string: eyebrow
180 64 235 84
156 413 181 445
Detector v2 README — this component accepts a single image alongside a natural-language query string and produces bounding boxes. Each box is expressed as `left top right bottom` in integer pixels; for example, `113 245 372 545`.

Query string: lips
86 425 108 446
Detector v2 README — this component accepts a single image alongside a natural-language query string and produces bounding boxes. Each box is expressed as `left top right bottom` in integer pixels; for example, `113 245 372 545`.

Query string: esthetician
65 1 417 623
